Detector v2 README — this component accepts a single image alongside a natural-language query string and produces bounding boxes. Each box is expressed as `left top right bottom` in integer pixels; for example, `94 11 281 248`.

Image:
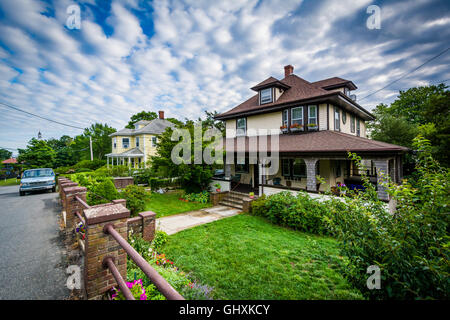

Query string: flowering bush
75 222 85 240
181 191 209 204
111 279 147 300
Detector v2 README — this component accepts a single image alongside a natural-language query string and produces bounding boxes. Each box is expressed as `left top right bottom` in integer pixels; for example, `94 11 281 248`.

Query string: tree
70 123 116 161
126 111 157 129
149 121 221 193
367 83 450 167
17 138 56 168
47 135 76 167
0 148 12 161
200 110 225 134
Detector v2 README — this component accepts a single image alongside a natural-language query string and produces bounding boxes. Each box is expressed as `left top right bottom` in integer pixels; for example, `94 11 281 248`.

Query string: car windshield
22 169 54 178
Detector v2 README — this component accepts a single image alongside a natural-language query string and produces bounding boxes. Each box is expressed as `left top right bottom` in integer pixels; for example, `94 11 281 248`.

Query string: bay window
334 107 340 131
356 119 360 136
307 105 318 130
291 106 304 130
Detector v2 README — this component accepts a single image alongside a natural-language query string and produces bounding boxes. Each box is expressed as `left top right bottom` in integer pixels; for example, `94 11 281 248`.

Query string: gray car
19 168 56 196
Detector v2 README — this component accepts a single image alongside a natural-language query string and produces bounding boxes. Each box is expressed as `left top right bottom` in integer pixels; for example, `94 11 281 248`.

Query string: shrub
87 178 120 205
152 231 168 251
181 191 209 204
149 177 180 190
327 138 450 299
75 167 92 173
250 191 332 235
122 185 151 217
74 159 106 171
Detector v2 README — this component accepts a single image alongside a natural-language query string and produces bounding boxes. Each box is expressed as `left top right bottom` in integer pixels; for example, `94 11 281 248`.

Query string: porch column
107 156 109 169
128 157 131 168
258 161 264 196
304 158 319 192
225 164 231 179
373 159 389 201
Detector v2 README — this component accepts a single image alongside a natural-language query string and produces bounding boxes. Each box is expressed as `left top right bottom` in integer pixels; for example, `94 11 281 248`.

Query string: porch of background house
106 154 144 169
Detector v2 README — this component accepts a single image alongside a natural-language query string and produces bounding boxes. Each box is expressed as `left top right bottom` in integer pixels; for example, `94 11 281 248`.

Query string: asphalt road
0 185 70 299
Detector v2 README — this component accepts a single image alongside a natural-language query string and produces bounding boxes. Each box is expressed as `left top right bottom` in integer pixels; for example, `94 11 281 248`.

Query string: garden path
156 206 241 235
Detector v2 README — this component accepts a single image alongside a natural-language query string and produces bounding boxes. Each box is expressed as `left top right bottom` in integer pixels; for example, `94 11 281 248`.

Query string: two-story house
106 111 175 169
214 65 408 200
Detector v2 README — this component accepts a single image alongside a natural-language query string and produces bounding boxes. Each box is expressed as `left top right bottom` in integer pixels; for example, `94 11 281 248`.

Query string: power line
359 47 450 101
0 101 85 130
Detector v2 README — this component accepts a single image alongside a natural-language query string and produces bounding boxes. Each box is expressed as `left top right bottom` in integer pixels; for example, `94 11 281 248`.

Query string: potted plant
249 192 254 199
290 123 303 132
214 183 221 192
280 124 288 133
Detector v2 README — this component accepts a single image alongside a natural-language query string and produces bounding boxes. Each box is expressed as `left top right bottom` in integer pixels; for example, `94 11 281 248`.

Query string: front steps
218 191 254 210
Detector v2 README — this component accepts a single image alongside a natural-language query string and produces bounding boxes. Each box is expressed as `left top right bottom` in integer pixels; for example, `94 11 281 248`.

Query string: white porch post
128 157 131 168
107 156 109 168
304 158 319 192
258 161 264 196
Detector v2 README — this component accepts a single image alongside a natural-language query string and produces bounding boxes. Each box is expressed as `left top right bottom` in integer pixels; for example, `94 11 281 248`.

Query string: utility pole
89 136 93 161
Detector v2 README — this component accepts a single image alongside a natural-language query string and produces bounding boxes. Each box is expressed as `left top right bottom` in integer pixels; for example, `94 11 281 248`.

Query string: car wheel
19 191 25 196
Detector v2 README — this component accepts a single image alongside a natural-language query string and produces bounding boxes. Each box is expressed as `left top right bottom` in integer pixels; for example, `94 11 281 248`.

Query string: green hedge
251 191 332 235
149 177 180 190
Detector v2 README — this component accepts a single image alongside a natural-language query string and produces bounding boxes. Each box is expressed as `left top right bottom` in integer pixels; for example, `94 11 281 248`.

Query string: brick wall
113 177 134 189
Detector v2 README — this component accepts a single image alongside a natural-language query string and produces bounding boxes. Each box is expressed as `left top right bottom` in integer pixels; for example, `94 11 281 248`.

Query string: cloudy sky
0 0 449 153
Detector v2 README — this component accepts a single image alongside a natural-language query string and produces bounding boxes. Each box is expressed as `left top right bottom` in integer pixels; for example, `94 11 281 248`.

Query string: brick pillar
84 203 130 300
304 158 319 191
112 199 127 207
138 211 156 242
373 159 389 201
64 186 87 229
60 182 78 209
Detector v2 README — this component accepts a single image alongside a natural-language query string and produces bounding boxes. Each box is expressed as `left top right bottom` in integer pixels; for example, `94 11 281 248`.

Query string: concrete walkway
156 206 241 235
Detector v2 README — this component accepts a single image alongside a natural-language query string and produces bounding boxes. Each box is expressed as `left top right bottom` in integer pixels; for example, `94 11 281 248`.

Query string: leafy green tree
0 148 12 161
199 110 225 134
367 84 449 167
126 111 157 129
17 138 56 168
70 123 116 161
150 121 220 193
47 135 76 167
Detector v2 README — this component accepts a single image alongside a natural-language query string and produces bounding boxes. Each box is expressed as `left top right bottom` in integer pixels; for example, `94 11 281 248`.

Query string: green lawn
161 214 364 300
145 190 212 218
0 178 20 186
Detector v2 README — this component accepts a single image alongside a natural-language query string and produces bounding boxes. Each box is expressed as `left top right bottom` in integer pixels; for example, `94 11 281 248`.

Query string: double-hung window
291 106 303 130
136 137 140 147
281 159 290 177
350 115 355 133
151 136 157 147
122 138 129 149
356 119 360 137
113 138 117 149
260 88 273 104
236 117 246 136
334 107 340 131
282 109 289 129
292 159 306 177
307 105 318 130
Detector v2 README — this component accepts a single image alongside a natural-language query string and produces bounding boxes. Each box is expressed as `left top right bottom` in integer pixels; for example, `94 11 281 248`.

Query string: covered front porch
219 153 403 201
106 147 145 169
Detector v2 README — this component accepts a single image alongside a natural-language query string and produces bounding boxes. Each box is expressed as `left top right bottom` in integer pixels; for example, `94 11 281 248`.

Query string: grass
145 190 212 218
0 178 20 186
161 214 364 300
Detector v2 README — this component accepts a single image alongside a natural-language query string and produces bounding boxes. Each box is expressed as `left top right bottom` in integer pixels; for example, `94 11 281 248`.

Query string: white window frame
122 138 129 149
260 88 273 104
356 119 360 136
308 105 318 130
282 109 289 127
350 114 355 133
151 136 157 147
136 137 140 147
334 107 340 131
113 138 117 149
236 117 246 136
291 106 304 129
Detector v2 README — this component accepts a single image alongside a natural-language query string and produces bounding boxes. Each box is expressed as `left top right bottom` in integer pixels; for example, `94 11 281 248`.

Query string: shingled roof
110 118 175 137
224 131 408 154
215 69 371 120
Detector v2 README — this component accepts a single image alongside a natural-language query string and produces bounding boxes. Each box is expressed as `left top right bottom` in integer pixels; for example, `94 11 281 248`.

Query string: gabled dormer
250 69 291 105
311 77 358 100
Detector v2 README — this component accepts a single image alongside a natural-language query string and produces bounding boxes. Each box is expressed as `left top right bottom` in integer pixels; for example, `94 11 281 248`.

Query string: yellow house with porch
106 111 175 168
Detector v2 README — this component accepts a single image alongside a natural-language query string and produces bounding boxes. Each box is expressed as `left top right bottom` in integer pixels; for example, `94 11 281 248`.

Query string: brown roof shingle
311 77 357 90
224 131 408 154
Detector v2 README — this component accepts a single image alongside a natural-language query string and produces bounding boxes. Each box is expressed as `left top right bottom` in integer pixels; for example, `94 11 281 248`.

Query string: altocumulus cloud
0 0 449 151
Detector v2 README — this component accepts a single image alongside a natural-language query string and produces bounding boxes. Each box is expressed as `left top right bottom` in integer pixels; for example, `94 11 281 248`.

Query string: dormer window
260 88 273 104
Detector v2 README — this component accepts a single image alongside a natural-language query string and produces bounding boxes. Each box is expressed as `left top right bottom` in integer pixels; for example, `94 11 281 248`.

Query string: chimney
284 65 294 78
158 110 164 119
